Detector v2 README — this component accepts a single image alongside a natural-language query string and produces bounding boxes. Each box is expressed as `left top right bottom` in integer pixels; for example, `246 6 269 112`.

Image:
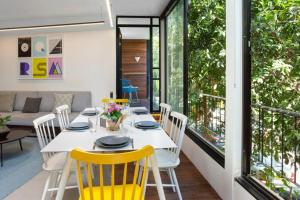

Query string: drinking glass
89 116 98 133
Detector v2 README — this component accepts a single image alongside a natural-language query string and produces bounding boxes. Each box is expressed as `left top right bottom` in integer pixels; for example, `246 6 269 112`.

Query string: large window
152 26 160 111
187 0 226 154
166 0 184 113
247 0 300 198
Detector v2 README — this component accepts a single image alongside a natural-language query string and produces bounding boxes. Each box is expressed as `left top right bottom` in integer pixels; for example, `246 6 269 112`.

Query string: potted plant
101 103 123 131
0 114 11 140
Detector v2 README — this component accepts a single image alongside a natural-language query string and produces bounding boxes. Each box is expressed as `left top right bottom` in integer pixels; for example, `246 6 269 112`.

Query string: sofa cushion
0 93 15 112
52 93 73 113
14 92 38 111
6 111 80 127
22 97 42 113
72 92 92 112
37 92 55 112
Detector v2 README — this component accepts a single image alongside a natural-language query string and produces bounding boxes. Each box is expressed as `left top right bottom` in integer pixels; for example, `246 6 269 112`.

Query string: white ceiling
111 0 170 16
0 0 169 32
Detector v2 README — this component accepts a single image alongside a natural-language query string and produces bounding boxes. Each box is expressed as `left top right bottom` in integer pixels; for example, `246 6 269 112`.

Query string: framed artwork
19 59 32 79
48 57 63 79
32 36 47 57
17 35 63 80
18 37 31 57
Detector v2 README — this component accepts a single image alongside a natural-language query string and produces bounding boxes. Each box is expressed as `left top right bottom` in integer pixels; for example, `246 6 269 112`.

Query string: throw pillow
22 97 42 113
0 93 15 112
52 93 73 113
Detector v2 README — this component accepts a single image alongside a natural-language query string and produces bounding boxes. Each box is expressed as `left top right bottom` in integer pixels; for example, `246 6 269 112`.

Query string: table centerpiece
101 103 124 131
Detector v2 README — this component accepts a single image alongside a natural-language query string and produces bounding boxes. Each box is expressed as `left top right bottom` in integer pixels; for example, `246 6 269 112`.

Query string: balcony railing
251 104 300 199
188 93 226 153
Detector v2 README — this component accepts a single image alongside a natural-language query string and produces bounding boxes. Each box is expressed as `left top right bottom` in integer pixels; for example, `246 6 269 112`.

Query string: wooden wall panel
121 39 148 99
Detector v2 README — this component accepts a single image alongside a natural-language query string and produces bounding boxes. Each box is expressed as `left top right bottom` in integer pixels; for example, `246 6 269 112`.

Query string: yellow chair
101 98 129 105
151 113 161 122
114 98 129 105
70 145 155 200
101 98 110 103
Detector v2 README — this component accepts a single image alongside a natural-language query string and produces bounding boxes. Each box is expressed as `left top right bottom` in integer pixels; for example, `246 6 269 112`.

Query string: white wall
0 29 116 106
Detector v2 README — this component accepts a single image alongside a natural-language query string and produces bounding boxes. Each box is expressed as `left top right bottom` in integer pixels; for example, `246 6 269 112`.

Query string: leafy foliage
250 0 300 198
187 0 226 151
166 0 184 113
0 114 11 127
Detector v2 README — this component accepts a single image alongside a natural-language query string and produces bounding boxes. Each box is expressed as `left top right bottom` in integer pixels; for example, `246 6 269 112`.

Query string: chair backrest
71 145 155 200
56 104 70 131
159 103 171 131
102 98 129 105
114 98 129 105
33 113 58 163
122 79 130 87
101 98 110 103
168 111 188 160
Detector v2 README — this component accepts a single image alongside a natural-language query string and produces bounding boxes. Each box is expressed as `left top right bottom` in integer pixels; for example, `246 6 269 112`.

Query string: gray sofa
0 91 91 127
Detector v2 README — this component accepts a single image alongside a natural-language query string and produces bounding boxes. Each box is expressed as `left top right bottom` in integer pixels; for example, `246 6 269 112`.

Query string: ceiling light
0 21 105 32
105 0 113 27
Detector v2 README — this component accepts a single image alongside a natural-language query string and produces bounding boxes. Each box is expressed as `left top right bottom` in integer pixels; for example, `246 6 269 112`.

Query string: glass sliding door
116 17 161 112
166 0 184 113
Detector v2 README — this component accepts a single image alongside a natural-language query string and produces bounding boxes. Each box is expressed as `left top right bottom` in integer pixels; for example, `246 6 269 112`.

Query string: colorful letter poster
18 37 31 57
48 57 63 79
32 36 47 57
19 59 32 79
17 35 63 80
33 58 47 79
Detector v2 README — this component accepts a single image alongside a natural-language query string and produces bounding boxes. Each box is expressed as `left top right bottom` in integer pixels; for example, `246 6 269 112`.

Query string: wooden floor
145 153 221 200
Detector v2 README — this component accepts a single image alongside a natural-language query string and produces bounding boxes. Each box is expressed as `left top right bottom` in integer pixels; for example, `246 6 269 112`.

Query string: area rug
0 137 42 200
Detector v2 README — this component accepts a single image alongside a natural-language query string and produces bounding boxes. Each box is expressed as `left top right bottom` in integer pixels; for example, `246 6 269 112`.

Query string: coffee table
0 130 29 167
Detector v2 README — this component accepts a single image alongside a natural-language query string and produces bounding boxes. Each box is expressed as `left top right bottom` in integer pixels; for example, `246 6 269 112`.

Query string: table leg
19 139 23 151
55 153 72 200
150 155 166 200
0 144 2 167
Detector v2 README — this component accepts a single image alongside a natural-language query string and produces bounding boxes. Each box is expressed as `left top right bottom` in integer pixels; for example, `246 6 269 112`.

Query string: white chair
159 103 172 131
56 105 70 131
33 114 78 200
142 111 188 200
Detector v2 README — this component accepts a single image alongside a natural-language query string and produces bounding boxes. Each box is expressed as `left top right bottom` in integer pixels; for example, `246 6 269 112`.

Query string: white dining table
41 107 176 200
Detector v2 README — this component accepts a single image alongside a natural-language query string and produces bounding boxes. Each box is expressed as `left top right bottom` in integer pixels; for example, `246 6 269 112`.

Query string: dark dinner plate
95 140 129 149
69 122 90 128
133 109 149 115
97 136 130 146
95 136 130 148
66 126 89 131
81 111 98 116
134 121 159 128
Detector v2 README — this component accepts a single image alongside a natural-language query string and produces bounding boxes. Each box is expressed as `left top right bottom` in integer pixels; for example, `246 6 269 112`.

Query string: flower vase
106 120 120 131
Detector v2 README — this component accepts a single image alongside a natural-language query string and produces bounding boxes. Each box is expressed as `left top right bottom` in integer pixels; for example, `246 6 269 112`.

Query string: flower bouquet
101 103 124 131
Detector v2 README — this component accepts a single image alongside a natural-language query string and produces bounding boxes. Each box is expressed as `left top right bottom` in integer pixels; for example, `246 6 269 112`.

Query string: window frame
162 0 225 167
237 0 288 199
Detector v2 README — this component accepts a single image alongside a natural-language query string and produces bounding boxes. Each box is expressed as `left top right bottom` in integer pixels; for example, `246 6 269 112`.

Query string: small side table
0 130 29 167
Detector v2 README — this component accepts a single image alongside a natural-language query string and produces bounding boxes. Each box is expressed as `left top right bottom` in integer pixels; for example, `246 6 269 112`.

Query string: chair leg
41 173 52 200
137 166 143 184
49 171 60 199
142 169 150 197
171 168 182 200
167 168 176 192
